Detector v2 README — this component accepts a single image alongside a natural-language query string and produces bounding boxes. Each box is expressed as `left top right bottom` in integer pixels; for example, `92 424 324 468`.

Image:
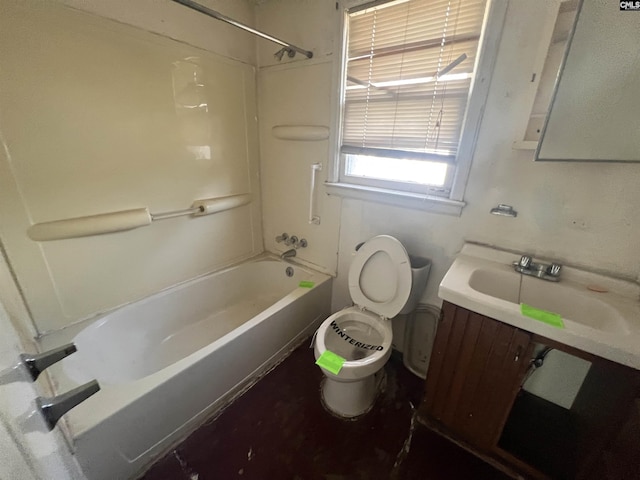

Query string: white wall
255 0 640 348
0 0 262 333
60 0 257 65
255 0 640 293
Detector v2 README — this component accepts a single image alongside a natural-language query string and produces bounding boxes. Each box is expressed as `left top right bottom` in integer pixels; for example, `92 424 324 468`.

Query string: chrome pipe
170 0 313 59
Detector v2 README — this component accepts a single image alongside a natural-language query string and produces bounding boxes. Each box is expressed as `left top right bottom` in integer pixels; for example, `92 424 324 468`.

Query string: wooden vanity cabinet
419 301 534 451
418 301 640 480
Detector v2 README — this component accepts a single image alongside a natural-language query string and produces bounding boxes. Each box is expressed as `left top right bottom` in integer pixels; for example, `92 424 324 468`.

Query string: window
328 0 505 214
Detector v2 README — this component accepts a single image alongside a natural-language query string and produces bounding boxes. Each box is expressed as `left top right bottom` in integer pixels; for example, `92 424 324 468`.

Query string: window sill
325 182 465 216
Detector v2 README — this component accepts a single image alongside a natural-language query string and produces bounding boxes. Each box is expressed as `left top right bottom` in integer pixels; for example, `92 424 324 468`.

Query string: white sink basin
441 244 640 368
468 267 629 335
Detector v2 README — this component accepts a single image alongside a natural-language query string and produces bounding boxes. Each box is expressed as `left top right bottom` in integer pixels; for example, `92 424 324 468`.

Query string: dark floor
142 341 509 480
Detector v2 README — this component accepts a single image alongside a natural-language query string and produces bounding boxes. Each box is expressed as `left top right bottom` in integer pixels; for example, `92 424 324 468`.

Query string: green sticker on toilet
316 350 346 375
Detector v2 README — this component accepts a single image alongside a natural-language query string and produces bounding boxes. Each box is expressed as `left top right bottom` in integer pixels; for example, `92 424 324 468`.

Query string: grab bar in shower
27 193 252 241
169 0 313 60
308 163 322 225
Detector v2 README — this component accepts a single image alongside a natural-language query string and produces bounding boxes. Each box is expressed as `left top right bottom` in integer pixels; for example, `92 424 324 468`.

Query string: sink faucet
513 255 562 282
281 248 296 259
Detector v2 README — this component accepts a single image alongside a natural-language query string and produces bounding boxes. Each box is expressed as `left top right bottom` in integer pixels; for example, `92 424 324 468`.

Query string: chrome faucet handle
546 263 562 277
286 235 298 247
518 255 533 269
275 233 289 243
298 238 308 248
36 380 100 431
20 343 77 381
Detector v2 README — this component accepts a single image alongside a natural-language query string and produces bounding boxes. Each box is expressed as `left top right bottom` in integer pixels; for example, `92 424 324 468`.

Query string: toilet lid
348 235 412 319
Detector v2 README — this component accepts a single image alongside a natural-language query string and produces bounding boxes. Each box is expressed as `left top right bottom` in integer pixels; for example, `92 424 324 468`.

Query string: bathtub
38 255 332 480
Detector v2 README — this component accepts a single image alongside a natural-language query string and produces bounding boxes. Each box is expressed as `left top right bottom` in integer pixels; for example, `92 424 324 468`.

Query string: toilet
313 235 429 418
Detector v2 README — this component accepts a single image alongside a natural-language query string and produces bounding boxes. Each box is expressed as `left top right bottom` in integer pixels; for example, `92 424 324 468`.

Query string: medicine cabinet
521 0 640 162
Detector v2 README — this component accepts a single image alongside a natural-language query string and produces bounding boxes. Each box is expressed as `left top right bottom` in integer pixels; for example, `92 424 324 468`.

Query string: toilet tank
399 255 431 314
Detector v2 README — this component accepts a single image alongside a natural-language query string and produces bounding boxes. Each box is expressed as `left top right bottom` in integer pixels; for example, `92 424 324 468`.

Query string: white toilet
314 235 428 418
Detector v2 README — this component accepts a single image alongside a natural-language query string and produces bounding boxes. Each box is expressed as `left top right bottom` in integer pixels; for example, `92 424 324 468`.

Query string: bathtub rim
37 251 334 338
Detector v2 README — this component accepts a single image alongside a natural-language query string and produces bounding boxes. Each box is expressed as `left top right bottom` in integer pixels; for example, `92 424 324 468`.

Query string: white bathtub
39 255 331 480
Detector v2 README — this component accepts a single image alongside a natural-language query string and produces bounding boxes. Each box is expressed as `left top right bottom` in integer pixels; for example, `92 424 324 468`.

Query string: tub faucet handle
20 343 77 381
36 380 100 431
285 235 298 246
275 233 289 243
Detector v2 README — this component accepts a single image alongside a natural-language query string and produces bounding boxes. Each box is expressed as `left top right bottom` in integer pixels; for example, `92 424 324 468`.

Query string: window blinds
342 0 487 163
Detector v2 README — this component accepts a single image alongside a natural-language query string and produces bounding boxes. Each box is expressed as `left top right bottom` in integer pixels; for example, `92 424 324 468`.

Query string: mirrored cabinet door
536 0 640 163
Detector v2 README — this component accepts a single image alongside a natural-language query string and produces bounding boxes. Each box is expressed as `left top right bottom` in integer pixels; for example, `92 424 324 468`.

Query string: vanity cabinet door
420 301 533 451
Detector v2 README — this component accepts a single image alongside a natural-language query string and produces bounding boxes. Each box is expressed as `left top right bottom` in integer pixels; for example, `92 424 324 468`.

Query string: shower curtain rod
169 0 313 59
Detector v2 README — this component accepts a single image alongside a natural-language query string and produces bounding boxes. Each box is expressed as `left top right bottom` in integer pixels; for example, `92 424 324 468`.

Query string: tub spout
36 380 100 431
281 248 296 259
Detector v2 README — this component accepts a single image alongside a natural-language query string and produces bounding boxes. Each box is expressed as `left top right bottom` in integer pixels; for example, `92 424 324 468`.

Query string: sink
440 244 640 369
467 267 629 335
468 268 520 303
519 277 629 335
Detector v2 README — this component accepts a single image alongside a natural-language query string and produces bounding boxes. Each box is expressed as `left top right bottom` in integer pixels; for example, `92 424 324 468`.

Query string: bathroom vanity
418 245 640 479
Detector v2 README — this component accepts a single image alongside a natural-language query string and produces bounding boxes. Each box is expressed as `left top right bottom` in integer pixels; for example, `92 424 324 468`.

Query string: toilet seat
314 306 392 380
348 235 412 319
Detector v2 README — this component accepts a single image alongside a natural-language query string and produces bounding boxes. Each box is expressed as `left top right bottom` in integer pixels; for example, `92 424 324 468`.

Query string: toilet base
320 370 385 418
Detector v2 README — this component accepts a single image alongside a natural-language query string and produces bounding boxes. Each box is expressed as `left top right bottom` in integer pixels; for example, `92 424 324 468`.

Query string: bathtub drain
285 266 294 277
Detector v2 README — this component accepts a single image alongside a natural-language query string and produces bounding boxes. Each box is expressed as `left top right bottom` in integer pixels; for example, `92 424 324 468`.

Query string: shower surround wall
256 0 342 276
0 0 262 333
254 0 640 330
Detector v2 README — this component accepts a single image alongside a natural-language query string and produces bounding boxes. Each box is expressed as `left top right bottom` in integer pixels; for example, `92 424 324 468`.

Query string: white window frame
326 0 508 216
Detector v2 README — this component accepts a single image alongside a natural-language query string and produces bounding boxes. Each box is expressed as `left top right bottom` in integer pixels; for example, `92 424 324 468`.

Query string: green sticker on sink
521 303 564 329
